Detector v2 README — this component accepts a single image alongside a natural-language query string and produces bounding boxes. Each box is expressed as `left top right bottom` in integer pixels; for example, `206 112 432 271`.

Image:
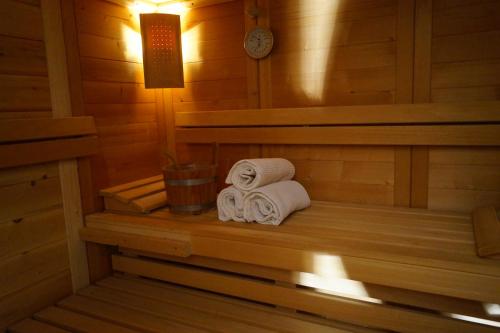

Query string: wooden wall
51 0 500 213
427 0 500 212
174 0 262 188
75 0 162 189
0 0 72 329
176 0 402 206
174 0 500 212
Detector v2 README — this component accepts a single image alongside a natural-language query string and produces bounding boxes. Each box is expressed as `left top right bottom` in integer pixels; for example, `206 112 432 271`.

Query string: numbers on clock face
244 27 273 59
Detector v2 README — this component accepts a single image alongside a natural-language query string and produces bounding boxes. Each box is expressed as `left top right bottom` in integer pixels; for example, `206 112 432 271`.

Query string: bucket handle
164 151 178 169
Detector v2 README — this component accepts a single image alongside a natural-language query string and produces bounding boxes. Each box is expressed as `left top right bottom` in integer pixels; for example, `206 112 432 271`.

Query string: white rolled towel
217 185 246 222
225 158 295 191
244 180 310 226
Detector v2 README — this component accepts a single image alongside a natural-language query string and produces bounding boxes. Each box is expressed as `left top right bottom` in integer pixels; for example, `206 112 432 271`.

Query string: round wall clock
244 26 274 59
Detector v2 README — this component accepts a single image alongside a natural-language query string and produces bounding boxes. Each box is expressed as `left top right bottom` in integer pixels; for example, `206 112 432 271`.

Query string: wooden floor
81 201 500 304
7 275 380 333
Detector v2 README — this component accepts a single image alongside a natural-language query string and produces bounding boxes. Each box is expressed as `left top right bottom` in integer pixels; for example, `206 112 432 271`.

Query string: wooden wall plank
0 75 51 111
0 175 61 222
0 240 69 298
0 271 72 331
0 36 47 76
0 207 66 259
0 0 44 40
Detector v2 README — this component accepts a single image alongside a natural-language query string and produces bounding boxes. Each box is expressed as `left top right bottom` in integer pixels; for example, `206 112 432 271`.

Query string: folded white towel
243 180 310 226
217 185 246 222
225 158 295 191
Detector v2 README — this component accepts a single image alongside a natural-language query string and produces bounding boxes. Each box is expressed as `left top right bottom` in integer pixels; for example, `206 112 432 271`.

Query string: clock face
244 27 274 59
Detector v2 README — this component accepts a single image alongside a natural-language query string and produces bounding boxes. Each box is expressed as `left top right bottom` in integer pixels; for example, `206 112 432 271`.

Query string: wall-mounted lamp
140 13 184 88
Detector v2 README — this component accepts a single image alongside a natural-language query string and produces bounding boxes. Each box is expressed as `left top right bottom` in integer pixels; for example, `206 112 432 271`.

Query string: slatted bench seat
8 275 381 333
79 201 500 333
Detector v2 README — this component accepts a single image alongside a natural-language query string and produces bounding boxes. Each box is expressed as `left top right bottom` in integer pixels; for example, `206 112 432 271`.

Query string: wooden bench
8 275 383 333
79 201 500 333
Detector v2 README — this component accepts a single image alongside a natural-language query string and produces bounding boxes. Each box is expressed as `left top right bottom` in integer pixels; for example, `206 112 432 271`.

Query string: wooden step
99 175 168 214
7 275 380 333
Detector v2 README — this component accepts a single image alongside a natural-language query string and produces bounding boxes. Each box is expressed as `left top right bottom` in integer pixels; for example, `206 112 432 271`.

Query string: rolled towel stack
217 158 310 225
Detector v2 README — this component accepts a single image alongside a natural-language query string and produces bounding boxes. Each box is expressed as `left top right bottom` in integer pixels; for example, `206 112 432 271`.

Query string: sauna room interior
1 0 500 332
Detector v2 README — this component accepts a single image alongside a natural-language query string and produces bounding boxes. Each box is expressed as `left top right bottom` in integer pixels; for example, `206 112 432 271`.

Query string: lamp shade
140 13 184 88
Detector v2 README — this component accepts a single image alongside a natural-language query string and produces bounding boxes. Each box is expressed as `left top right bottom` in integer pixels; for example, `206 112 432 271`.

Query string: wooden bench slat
131 191 168 212
116 181 165 203
58 294 206 333
99 176 168 214
99 175 163 197
34 306 139 333
8 318 70 333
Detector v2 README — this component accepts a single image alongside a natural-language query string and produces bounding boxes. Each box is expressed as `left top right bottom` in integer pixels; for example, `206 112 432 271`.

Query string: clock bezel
244 26 274 59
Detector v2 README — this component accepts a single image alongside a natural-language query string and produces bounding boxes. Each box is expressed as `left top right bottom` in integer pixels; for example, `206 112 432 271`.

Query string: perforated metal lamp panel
140 13 184 88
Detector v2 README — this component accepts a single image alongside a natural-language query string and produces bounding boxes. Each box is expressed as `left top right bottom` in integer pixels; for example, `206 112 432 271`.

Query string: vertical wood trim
395 0 415 104
155 89 168 166
41 0 90 291
60 0 85 117
62 0 111 282
394 147 412 207
393 0 415 207
411 146 429 208
162 88 177 162
411 0 433 208
413 0 432 103
257 0 271 108
244 0 260 108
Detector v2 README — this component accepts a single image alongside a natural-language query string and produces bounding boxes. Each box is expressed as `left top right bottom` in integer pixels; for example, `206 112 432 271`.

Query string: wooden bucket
163 163 217 214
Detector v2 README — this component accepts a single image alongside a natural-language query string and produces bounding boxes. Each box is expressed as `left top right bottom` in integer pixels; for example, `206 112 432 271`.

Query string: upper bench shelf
81 201 500 304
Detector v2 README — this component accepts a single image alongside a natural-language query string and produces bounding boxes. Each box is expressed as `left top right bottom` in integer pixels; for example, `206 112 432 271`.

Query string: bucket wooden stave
163 164 217 214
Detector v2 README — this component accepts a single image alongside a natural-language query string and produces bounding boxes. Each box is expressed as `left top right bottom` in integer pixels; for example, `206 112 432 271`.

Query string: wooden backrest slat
176 101 500 127
176 125 500 146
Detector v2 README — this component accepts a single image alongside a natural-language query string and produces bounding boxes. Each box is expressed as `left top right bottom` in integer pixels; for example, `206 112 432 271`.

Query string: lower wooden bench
78 201 500 332
8 275 381 333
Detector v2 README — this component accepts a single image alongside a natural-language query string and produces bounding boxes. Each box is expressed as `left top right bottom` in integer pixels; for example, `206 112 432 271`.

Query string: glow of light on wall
293 0 339 104
122 25 143 62
157 2 190 15
123 1 197 64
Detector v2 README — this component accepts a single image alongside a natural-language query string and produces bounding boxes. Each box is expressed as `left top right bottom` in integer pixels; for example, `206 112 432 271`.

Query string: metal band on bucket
165 176 216 186
170 202 215 212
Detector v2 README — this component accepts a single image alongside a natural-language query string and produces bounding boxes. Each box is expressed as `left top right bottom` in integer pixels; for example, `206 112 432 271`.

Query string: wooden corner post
41 0 90 291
